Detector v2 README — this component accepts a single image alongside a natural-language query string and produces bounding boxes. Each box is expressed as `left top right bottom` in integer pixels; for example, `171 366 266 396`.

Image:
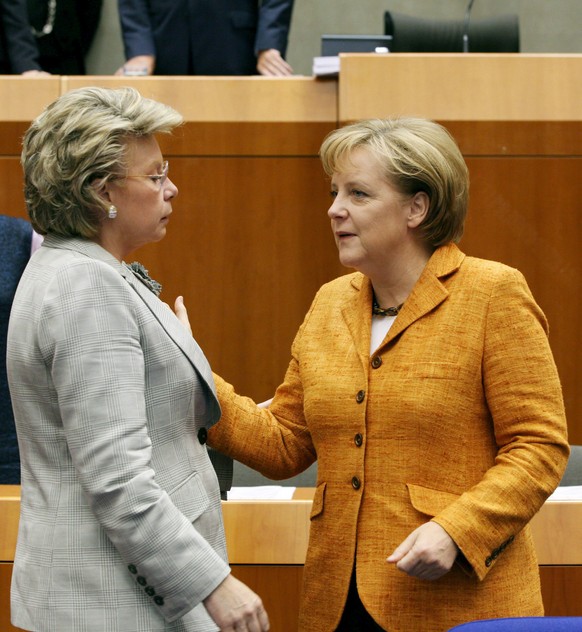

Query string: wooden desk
338 53 582 122
2 486 581 631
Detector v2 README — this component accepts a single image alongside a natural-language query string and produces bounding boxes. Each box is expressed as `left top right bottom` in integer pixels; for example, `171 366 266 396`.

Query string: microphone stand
462 0 476 53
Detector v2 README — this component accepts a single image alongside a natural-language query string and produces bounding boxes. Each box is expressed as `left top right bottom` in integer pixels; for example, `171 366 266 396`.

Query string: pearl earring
108 205 117 219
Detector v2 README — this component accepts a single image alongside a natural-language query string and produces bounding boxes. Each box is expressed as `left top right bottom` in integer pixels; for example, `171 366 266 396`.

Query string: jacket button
198 427 208 444
137 575 147 586
154 595 165 606
354 433 363 447
371 356 382 369
355 390 365 403
127 564 137 574
352 476 361 490
485 556 492 567
145 586 156 596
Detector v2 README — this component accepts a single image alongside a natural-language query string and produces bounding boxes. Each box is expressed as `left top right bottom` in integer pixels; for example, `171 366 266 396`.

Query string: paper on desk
312 56 339 77
228 486 296 500
546 485 582 501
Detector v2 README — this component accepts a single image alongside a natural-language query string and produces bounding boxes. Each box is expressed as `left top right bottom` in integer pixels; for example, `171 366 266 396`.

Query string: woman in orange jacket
205 117 569 631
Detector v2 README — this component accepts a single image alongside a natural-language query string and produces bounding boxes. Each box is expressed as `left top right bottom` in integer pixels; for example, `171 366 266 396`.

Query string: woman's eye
330 190 338 198
352 189 366 198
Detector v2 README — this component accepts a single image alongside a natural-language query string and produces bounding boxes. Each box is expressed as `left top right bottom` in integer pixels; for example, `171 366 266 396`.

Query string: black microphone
462 0 476 53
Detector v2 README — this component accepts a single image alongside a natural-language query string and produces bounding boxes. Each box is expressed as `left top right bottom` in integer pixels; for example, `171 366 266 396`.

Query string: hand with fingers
203 574 270 631
257 49 293 76
387 521 459 581
173 296 192 335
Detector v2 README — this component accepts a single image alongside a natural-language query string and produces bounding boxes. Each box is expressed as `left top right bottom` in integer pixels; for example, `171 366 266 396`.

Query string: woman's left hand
387 521 459 580
173 296 192 335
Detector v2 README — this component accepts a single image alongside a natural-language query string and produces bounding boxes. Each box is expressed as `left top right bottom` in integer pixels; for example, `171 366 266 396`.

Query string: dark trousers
335 571 385 631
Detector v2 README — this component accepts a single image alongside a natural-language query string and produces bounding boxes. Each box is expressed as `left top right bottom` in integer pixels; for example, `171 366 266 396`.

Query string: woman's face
327 147 421 278
102 135 178 259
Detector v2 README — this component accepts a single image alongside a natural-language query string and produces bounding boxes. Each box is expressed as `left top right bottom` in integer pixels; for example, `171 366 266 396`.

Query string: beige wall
87 0 582 77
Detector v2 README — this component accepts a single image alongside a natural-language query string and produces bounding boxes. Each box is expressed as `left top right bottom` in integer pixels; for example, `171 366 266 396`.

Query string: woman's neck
370 246 433 310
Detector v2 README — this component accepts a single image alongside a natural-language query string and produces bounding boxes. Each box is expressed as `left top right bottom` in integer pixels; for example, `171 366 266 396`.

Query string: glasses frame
119 160 169 189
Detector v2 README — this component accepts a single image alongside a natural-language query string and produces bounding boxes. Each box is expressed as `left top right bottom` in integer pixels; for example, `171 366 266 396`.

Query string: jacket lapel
121 265 218 393
42 235 220 421
385 243 465 345
340 244 465 356
341 275 374 370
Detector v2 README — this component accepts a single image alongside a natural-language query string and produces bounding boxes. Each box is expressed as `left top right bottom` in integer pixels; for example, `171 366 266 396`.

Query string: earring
108 205 117 219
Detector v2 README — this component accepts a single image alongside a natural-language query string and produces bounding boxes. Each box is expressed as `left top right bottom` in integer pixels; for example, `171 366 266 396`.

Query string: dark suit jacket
26 0 103 74
0 215 32 483
0 0 40 73
118 0 294 75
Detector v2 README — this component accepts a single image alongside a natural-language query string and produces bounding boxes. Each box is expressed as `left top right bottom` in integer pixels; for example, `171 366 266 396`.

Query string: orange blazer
210 243 569 632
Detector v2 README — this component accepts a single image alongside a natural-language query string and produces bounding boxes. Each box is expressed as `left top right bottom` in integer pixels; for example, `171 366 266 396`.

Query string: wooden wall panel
461 156 582 443
0 158 27 219
133 155 343 401
539 567 582 616
230 565 303 632
0 565 23 632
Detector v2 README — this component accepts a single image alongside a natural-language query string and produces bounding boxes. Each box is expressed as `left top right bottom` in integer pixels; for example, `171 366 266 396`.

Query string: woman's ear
92 177 112 204
407 191 430 228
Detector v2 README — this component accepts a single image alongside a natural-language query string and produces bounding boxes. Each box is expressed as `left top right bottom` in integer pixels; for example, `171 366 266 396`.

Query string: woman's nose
164 177 178 199
327 195 345 219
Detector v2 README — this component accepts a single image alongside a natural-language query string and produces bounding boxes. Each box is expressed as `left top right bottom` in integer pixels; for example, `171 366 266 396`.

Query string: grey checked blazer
7 235 229 631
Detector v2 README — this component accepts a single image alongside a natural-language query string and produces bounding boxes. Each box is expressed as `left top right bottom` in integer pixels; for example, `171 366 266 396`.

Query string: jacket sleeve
255 0 294 55
1 0 41 73
209 294 317 479
117 0 156 59
432 266 569 580
40 259 230 622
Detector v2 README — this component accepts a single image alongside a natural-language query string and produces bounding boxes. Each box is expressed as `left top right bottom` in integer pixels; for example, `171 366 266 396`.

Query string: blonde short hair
319 118 469 247
22 86 183 238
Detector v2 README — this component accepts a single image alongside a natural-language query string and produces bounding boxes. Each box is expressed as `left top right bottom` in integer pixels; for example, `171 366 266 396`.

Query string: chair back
560 445 582 486
384 11 519 52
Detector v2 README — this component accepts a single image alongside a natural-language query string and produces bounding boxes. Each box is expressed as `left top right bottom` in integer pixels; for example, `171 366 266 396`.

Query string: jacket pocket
407 483 460 518
168 471 210 523
310 482 326 520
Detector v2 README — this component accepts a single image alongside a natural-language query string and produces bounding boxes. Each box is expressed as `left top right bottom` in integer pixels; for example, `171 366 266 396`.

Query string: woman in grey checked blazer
7 86 269 632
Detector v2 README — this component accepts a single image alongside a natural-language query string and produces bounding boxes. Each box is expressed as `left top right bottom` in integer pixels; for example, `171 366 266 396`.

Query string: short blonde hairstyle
22 86 183 238
319 118 469 247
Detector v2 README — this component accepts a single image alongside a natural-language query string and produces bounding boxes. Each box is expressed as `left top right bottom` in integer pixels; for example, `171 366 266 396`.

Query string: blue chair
449 617 582 631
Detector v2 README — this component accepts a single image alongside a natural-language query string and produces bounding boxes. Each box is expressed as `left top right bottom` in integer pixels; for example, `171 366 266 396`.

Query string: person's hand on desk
115 55 155 76
387 521 459 581
203 574 270 631
22 69 51 77
257 49 293 76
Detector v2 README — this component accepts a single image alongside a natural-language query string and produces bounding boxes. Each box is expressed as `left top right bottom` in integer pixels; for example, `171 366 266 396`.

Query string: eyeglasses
121 160 169 189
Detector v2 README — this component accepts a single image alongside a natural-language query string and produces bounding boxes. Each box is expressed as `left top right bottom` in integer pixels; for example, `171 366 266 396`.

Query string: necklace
31 0 57 37
372 297 403 317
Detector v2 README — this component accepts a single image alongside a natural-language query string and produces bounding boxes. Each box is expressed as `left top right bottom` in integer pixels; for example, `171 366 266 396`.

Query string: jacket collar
341 243 465 357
